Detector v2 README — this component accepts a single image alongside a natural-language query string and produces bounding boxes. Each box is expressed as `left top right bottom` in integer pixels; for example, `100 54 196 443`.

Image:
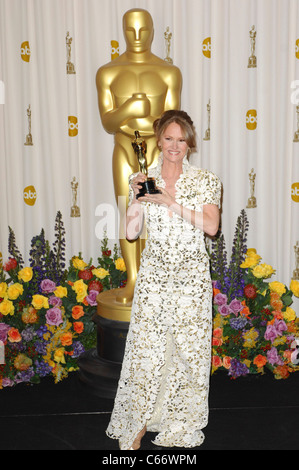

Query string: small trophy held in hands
132 130 161 199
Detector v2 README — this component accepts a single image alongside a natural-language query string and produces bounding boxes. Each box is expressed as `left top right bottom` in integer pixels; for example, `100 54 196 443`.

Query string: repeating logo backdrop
0 0 298 312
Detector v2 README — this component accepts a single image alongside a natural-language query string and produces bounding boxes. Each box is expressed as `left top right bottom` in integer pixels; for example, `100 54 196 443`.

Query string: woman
106 110 222 450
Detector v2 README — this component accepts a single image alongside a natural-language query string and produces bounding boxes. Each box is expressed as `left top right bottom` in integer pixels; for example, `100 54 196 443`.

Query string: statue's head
123 9 154 53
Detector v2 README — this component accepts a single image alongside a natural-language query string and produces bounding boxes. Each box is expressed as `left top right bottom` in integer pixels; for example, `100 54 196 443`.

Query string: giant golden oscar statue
78 9 181 396
96 8 182 315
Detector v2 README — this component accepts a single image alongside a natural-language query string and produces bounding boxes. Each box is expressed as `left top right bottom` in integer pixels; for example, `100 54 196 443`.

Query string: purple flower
46 307 63 326
40 279 56 294
49 295 62 307
267 347 284 366
264 324 278 343
218 304 233 316
214 293 228 306
229 299 243 315
230 316 248 330
86 290 98 306
264 319 288 343
275 319 287 335
0 323 11 342
229 358 249 378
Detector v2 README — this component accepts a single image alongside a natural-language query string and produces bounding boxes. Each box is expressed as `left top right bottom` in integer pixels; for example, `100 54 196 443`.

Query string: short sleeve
198 170 222 208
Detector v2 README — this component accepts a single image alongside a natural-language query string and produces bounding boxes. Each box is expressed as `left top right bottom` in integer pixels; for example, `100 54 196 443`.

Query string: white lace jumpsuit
106 155 222 449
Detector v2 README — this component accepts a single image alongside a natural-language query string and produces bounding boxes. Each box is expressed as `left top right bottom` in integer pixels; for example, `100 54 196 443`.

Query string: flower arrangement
0 214 126 388
210 210 299 379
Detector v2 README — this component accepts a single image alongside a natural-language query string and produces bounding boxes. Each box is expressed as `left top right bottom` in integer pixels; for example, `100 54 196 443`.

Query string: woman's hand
137 187 175 208
130 173 147 200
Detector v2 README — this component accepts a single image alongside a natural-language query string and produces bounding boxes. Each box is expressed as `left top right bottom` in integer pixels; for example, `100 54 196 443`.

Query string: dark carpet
0 370 298 452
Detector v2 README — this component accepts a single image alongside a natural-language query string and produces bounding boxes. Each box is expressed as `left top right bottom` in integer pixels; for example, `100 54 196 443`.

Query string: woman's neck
161 158 183 181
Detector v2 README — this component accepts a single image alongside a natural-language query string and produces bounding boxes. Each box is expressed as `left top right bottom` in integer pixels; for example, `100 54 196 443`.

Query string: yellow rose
54 286 68 298
240 249 261 268
18 267 33 282
14 353 32 371
252 264 275 279
290 280 299 298
283 307 296 322
54 348 66 364
0 282 8 298
72 279 88 302
72 257 88 271
240 256 259 268
246 248 257 256
0 299 14 316
7 283 24 300
115 258 126 272
32 294 49 310
92 268 109 279
269 281 286 296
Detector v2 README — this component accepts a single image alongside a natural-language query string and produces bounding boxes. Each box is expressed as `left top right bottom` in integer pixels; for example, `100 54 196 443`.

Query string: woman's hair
153 110 197 153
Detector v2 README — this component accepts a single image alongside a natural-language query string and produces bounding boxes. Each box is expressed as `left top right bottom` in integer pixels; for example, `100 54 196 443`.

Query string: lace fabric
106 156 222 449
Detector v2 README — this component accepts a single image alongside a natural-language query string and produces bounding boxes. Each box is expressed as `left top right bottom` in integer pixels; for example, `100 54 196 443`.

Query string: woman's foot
130 426 146 450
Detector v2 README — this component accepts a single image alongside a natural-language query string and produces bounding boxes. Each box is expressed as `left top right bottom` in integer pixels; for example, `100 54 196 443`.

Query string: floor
0 369 298 451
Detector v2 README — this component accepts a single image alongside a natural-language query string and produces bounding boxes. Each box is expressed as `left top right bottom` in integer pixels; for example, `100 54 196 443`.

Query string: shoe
129 426 146 450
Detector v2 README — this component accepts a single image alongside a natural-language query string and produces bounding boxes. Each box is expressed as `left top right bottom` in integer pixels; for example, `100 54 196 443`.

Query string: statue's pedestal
77 289 131 398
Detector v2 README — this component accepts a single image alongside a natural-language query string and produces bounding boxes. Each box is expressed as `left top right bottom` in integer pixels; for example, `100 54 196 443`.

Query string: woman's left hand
137 187 175 208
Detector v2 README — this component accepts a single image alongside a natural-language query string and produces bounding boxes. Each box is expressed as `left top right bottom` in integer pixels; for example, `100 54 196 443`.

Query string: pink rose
40 279 57 293
214 293 228 306
46 307 63 326
86 290 98 306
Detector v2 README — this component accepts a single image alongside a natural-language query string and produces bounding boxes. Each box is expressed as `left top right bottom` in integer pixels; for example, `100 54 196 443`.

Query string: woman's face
159 122 189 165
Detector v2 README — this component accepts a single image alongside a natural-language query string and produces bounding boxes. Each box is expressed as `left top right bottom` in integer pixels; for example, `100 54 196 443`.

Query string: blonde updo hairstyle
153 110 197 158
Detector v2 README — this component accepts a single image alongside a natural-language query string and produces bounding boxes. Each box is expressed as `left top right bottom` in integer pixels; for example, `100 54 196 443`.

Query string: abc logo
68 116 78 136
291 182 299 202
246 109 257 130
296 39 299 59
111 40 119 60
202 37 211 58
21 41 31 62
24 185 37 206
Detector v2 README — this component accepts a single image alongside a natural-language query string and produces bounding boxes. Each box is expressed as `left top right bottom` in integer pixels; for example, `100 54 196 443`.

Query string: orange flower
273 365 290 379
270 292 283 311
213 327 223 338
212 355 222 368
60 332 73 346
212 337 222 346
8 328 21 343
273 310 283 320
283 350 292 364
72 305 84 320
213 288 220 297
253 354 267 368
241 300 251 318
223 356 231 369
73 321 84 334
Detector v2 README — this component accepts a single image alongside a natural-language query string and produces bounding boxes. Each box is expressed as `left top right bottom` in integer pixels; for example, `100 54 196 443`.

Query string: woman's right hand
131 173 147 200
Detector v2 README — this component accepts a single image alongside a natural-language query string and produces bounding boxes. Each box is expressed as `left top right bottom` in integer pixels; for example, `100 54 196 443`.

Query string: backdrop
0 0 298 310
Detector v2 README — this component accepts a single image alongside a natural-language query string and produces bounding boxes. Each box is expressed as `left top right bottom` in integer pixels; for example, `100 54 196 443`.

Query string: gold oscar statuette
293 241 299 280
132 130 161 199
203 99 211 141
164 27 173 64
248 26 257 68
293 105 299 142
246 168 257 208
24 104 33 146
66 31 76 74
70 177 80 217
